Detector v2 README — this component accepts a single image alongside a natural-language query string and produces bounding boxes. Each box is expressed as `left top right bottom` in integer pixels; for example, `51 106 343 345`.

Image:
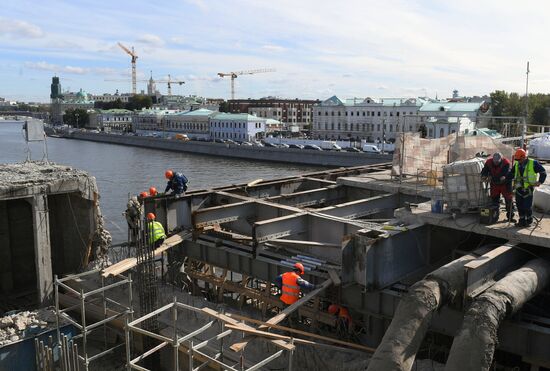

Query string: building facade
209 113 266 141
88 109 133 131
312 96 424 141
91 93 132 103
418 101 486 138
132 108 178 132
162 108 213 139
228 98 319 130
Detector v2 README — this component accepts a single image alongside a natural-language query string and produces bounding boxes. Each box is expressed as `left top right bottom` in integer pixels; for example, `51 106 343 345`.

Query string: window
356 111 359 116
390 124 393 132
390 112 393 117
351 112 354 116
331 111 334 116
331 123 334 130
440 128 445 137
350 123 354 131
363 112 366 116
318 111 321 116
345 112 348 116
325 111 328 116
409 125 412 131
377 112 381 116
338 123 341 130
377 124 380 131
396 112 400 117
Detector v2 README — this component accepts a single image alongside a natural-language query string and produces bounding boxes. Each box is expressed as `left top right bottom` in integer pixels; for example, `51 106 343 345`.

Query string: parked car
252 141 264 147
225 139 238 145
175 134 190 141
240 141 253 146
304 144 323 151
289 144 304 149
345 147 362 153
279 143 290 148
214 138 225 143
263 142 278 148
362 144 381 153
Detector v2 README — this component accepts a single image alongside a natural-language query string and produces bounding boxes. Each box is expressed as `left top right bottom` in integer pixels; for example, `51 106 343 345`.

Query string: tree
218 101 229 113
63 108 89 128
490 90 508 117
532 106 549 125
505 93 523 116
126 95 152 111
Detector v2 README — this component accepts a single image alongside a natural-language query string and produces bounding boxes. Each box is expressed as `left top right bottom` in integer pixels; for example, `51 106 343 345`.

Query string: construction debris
0 308 58 346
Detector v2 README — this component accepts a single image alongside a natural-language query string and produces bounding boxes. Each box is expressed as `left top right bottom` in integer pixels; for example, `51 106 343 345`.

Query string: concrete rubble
0 308 58 347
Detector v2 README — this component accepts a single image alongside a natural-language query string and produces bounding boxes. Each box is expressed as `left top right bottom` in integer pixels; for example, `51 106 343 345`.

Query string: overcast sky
1 0 548 102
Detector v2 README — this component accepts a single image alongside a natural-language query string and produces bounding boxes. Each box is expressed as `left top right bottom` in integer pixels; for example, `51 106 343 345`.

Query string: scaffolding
125 298 294 371
54 269 134 370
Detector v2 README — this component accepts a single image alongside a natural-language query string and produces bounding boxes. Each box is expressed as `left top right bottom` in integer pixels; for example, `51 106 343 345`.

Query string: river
0 121 325 243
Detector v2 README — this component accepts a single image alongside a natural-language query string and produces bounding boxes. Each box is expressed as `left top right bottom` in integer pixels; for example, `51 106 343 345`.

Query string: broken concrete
0 161 111 308
0 307 59 347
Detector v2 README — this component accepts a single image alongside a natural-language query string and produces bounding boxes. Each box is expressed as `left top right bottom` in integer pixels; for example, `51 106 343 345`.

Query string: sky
1 0 549 102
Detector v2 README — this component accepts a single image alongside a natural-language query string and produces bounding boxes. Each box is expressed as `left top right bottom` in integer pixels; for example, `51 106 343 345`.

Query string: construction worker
164 169 189 195
146 212 166 248
328 304 353 335
275 263 315 305
149 186 158 197
507 149 546 227
138 191 148 199
480 152 514 222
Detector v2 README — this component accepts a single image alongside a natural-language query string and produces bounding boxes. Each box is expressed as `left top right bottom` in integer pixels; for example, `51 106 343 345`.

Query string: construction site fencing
126 298 294 371
54 269 134 371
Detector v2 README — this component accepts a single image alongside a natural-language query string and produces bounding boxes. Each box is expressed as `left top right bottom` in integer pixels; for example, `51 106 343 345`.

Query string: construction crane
117 42 138 95
154 74 185 95
217 68 275 100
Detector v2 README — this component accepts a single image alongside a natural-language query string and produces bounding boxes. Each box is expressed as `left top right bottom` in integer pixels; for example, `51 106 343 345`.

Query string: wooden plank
224 324 371 354
200 308 294 351
227 312 374 353
230 277 333 352
102 230 191 277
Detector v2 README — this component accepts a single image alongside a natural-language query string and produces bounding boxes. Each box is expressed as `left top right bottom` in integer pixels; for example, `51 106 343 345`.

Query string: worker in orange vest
275 263 315 305
328 304 353 335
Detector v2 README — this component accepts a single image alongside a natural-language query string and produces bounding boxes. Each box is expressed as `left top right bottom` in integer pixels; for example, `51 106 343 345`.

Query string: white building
312 96 424 141
162 108 214 139
91 92 131 103
132 108 179 133
418 101 486 138
88 109 133 132
210 113 266 141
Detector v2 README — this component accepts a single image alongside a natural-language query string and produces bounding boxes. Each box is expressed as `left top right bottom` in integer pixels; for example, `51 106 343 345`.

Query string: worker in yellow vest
507 149 546 227
146 212 166 247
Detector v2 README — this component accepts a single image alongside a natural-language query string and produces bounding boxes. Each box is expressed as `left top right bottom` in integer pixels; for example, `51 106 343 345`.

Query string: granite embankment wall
68 132 392 167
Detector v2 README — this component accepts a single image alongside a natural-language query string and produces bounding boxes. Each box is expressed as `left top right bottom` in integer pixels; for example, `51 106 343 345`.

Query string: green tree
505 93 523 116
218 101 229 113
63 108 89 128
125 95 152 111
490 90 508 117
532 106 549 125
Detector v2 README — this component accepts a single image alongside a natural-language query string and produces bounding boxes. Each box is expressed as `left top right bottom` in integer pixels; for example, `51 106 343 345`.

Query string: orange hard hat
146 212 156 220
165 170 174 179
139 191 148 198
328 304 339 315
293 262 305 275
515 148 527 161
149 187 157 196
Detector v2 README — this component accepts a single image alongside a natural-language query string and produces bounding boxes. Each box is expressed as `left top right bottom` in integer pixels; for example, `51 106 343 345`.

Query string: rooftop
212 113 266 121
419 101 484 112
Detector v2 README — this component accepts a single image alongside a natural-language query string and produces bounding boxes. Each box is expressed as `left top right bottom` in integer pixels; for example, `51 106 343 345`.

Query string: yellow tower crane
217 68 275 100
117 42 138 95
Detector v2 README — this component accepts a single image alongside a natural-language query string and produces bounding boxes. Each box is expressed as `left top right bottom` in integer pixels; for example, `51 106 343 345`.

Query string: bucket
431 199 443 213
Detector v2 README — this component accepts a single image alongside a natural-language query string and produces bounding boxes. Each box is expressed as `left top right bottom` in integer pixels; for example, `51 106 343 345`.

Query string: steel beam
316 193 399 219
266 186 345 208
193 201 256 228
463 244 529 300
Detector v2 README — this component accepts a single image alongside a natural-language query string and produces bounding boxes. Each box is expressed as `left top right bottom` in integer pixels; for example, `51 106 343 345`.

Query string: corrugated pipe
367 252 480 371
445 258 550 371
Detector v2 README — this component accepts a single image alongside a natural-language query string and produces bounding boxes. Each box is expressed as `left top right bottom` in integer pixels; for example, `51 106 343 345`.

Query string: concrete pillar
31 194 53 304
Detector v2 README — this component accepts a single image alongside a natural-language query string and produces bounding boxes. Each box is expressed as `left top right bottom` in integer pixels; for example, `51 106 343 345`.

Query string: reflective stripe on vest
148 221 166 244
514 159 537 189
280 272 301 305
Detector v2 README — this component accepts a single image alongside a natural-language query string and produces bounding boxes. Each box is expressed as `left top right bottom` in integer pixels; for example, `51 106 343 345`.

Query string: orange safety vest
280 272 301 305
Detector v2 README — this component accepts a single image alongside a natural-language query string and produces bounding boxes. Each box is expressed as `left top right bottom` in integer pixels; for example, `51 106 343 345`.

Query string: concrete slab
395 202 550 248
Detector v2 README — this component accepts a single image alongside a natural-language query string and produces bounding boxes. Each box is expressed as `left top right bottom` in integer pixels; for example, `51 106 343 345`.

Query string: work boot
516 218 526 227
